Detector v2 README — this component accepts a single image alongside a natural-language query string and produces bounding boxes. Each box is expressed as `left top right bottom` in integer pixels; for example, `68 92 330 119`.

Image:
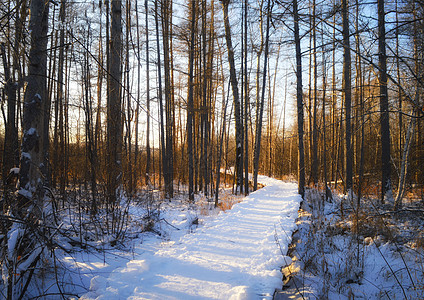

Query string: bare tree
107 0 123 204
144 0 151 186
253 0 272 190
220 0 243 194
378 0 392 203
187 0 196 201
342 0 352 195
293 0 305 198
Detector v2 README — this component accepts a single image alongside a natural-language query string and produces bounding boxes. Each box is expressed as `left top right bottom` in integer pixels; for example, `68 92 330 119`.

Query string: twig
160 218 180 230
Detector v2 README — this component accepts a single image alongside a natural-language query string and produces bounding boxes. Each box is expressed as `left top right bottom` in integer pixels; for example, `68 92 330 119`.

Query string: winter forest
0 0 423 299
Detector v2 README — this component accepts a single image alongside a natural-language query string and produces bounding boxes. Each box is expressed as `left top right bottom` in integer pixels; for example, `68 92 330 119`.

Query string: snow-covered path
81 176 301 300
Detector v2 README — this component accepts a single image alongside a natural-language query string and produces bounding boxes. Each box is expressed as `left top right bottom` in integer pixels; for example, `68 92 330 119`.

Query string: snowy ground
63 176 301 299
276 188 424 299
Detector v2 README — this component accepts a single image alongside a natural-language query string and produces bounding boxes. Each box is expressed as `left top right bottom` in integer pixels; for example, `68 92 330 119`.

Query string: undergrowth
277 188 424 299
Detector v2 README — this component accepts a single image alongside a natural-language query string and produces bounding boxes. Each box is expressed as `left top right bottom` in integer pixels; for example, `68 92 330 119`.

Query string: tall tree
10 2 50 297
1 0 23 184
18 0 50 212
154 0 167 194
311 0 318 185
342 0 353 194
243 0 249 195
253 0 272 190
293 0 305 198
187 0 196 201
144 0 151 186
107 0 123 204
162 0 174 198
220 0 243 194
378 0 392 203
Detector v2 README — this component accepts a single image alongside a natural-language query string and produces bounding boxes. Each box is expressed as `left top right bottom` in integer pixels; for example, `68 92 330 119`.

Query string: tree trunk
187 0 196 201
311 0 318 185
378 0 392 203
253 0 272 190
107 0 123 204
144 0 151 186
342 0 353 194
243 0 249 195
162 0 174 199
1 43 18 184
394 109 416 210
18 0 50 212
155 0 167 195
293 0 305 198
220 0 243 194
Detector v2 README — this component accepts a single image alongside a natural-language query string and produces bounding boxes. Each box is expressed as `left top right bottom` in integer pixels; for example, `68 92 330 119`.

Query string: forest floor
55 175 301 299
275 187 424 299
15 176 424 299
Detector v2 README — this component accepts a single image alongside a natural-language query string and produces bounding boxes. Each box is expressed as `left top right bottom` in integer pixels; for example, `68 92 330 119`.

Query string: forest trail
81 176 301 300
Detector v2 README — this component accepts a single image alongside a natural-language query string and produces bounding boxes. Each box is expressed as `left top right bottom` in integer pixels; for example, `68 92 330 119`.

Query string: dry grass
278 187 424 299
217 193 242 212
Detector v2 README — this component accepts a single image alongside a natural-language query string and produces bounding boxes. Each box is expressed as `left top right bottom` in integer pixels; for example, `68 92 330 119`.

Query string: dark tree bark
162 0 174 199
187 0 196 201
220 0 243 194
144 0 151 186
18 0 50 212
342 0 353 194
253 0 272 190
161 0 174 199
1 43 18 183
107 0 123 204
54 0 66 198
293 0 305 198
243 0 249 195
154 0 167 195
311 0 318 186
125 0 133 194
378 0 392 203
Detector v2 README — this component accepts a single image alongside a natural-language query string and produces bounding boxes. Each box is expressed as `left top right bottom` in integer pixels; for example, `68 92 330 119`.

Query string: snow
26 127 36 135
79 176 301 299
17 188 32 199
9 167 20 175
8 225 24 258
21 152 31 160
276 189 424 299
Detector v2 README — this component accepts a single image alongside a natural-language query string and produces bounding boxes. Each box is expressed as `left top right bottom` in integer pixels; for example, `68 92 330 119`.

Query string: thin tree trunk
395 110 416 210
1 43 18 184
378 0 392 203
243 0 249 195
155 0 167 195
187 0 196 201
220 0 243 194
293 0 305 198
144 0 151 186
162 0 174 199
311 0 318 185
342 0 353 194
322 36 329 201
125 0 133 194
215 80 230 206
253 0 272 190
